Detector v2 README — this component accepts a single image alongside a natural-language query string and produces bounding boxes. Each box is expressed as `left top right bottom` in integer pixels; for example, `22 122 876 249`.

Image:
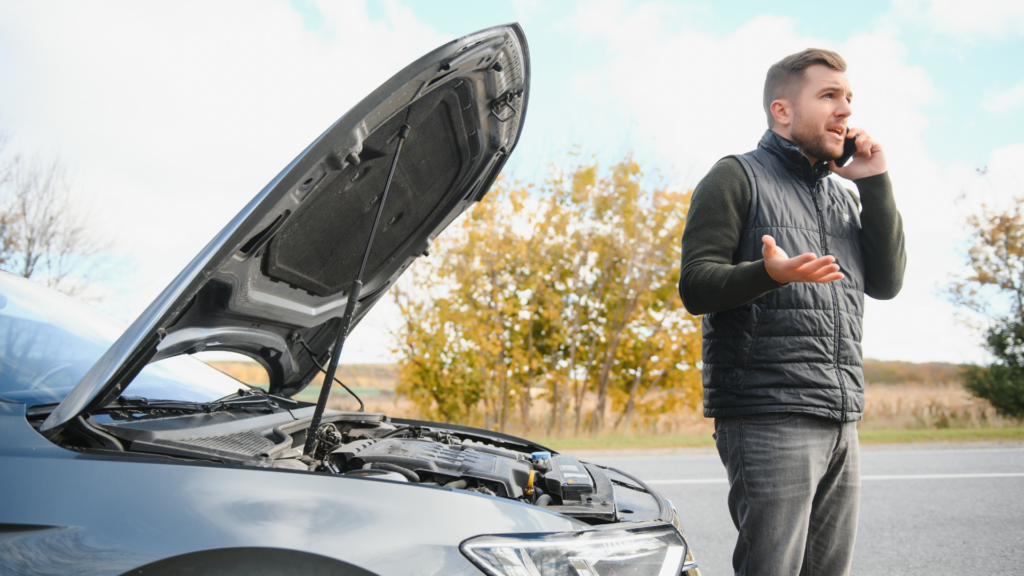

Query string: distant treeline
862 359 961 385
208 358 960 392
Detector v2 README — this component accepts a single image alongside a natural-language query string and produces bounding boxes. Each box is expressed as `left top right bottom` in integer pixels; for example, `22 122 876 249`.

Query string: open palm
762 235 844 284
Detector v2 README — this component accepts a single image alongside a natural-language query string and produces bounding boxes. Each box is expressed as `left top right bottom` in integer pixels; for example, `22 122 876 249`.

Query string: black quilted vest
702 130 866 422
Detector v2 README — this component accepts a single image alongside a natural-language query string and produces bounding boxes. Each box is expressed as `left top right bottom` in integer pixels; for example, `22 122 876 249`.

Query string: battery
543 454 594 501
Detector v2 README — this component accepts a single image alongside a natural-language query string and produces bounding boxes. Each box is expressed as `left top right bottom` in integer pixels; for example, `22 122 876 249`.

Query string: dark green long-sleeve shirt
678 158 906 315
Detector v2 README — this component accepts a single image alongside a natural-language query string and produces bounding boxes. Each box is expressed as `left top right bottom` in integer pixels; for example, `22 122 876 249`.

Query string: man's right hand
762 235 844 284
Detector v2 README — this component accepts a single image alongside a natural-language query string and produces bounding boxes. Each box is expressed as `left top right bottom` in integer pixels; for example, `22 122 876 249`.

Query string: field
204 361 397 402
203 359 1022 449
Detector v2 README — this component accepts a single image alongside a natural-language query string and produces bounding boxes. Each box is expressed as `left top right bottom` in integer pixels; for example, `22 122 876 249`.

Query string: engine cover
333 438 548 499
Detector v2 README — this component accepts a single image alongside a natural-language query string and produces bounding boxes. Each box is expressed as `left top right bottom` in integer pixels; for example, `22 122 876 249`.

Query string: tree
949 197 1024 418
393 181 548 429
0 134 105 298
393 155 702 435
962 322 1024 418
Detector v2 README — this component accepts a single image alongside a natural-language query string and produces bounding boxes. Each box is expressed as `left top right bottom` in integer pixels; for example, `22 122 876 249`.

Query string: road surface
578 441 1024 575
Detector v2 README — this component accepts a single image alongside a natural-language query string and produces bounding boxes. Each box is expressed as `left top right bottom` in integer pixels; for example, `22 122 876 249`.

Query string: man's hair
763 48 847 127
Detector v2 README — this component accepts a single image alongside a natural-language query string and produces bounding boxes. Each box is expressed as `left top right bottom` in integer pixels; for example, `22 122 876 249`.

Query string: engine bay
48 405 667 525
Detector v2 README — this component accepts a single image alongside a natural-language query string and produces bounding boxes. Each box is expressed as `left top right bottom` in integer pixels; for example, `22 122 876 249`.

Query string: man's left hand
828 127 886 180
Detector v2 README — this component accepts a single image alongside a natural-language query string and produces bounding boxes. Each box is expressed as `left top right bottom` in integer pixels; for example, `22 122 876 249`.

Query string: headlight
666 499 685 535
460 523 689 576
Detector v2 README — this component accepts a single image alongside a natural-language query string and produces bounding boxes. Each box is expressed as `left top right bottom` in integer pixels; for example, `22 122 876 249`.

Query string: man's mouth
827 126 846 141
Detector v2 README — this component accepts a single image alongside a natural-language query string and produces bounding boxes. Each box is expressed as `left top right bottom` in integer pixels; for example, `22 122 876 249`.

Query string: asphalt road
578 442 1024 575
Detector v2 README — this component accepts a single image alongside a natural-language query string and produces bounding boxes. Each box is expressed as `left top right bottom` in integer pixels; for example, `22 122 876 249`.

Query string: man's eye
823 94 832 99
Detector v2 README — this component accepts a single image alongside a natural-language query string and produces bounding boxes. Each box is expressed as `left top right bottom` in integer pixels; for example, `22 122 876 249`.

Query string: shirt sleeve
678 158 783 315
853 171 906 300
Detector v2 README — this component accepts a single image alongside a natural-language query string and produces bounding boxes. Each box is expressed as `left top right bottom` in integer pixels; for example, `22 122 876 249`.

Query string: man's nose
836 97 852 118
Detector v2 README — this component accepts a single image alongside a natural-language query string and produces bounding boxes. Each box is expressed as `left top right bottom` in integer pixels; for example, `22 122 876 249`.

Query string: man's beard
791 114 843 163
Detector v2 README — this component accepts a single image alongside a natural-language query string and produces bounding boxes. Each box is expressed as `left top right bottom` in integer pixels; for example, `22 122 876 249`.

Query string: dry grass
345 381 1018 440
860 381 1016 430
602 382 1019 436
538 382 1023 450
202 359 1019 439
325 393 418 416
204 361 398 391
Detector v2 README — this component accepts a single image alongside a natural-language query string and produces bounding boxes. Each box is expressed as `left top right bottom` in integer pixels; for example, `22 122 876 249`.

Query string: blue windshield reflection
0 273 242 406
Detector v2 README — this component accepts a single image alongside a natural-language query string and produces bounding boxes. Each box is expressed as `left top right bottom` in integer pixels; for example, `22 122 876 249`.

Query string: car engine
90 408 667 525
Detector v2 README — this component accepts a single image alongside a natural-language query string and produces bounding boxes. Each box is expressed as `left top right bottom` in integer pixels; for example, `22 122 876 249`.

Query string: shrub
962 321 1024 419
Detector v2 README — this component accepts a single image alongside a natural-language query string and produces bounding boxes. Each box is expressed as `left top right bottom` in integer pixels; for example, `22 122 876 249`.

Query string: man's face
789 64 853 163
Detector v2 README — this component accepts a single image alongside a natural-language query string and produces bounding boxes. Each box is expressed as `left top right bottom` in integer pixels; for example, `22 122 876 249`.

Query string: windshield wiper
213 388 299 409
106 389 297 414
102 397 215 415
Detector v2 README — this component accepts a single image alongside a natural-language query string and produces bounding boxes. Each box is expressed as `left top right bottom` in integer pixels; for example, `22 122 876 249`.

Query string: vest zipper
809 176 847 422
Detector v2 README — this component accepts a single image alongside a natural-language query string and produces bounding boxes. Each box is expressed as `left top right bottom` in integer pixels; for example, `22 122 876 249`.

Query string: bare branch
0 136 109 299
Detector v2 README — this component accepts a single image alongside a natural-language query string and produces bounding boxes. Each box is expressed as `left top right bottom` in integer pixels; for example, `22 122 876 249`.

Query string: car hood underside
42 24 530 435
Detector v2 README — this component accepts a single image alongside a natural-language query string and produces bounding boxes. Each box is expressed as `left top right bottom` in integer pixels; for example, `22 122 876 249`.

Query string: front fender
0 401 585 576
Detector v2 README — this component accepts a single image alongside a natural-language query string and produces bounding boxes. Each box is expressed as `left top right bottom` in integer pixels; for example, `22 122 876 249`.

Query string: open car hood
42 24 530 435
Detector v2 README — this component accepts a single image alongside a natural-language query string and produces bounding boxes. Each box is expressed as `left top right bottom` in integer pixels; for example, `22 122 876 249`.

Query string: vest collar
758 129 831 183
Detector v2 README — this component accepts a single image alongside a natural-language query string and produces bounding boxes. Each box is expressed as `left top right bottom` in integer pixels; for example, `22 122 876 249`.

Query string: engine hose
379 425 412 439
445 479 468 490
371 462 421 483
535 494 553 507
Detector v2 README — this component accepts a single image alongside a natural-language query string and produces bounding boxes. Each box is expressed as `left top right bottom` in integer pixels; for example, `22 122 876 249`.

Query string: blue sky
296 0 1024 171
1 0 1022 364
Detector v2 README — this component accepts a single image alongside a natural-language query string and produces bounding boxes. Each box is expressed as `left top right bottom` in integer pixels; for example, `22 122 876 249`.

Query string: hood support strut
303 123 411 457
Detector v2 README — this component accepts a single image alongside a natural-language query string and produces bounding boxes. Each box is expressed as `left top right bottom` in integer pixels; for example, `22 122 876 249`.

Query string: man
678 49 906 575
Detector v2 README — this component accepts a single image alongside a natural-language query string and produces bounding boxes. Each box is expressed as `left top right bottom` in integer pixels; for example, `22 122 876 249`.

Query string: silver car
0 24 699 576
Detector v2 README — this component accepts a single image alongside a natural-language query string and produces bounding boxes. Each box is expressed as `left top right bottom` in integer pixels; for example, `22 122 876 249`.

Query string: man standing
678 49 906 575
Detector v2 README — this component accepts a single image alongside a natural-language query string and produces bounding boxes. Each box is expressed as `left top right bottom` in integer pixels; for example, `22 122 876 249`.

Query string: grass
539 433 717 451
857 427 1024 444
536 427 1024 452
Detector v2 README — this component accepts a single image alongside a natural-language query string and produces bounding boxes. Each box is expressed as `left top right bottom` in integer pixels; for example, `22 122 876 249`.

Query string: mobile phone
836 132 858 167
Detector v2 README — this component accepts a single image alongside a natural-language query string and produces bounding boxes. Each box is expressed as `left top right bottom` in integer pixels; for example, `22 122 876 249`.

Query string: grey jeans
713 412 860 576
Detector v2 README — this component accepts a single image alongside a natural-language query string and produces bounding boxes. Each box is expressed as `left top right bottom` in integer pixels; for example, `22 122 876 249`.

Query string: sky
0 0 1022 365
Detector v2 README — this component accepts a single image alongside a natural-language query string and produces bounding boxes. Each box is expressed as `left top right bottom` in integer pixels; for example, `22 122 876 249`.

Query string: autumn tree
949 197 1024 418
393 155 702 435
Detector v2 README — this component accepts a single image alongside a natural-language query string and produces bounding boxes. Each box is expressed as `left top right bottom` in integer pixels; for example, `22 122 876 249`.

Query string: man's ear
770 99 792 127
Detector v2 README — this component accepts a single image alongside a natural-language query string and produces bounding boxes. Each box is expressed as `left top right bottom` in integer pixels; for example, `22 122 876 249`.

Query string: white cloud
894 0 1024 40
4 0 1022 366
509 0 546 23
834 31 960 363
983 77 1024 113
0 0 448 362
568 4 832 187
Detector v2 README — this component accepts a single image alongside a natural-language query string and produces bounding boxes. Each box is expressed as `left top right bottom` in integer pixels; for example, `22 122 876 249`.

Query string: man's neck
770 125 818 166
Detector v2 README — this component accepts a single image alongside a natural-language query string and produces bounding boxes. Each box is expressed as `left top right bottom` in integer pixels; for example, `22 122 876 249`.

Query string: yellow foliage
392 156 701 436
949 196 1024 319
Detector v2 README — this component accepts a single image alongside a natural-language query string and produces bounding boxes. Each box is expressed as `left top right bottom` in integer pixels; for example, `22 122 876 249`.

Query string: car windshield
0 273 242 406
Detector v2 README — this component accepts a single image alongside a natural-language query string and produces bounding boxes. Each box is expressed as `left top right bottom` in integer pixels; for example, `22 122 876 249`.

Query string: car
0 24 700 576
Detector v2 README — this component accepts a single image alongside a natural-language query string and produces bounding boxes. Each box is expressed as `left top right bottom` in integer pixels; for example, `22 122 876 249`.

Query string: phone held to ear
836 133 858 167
